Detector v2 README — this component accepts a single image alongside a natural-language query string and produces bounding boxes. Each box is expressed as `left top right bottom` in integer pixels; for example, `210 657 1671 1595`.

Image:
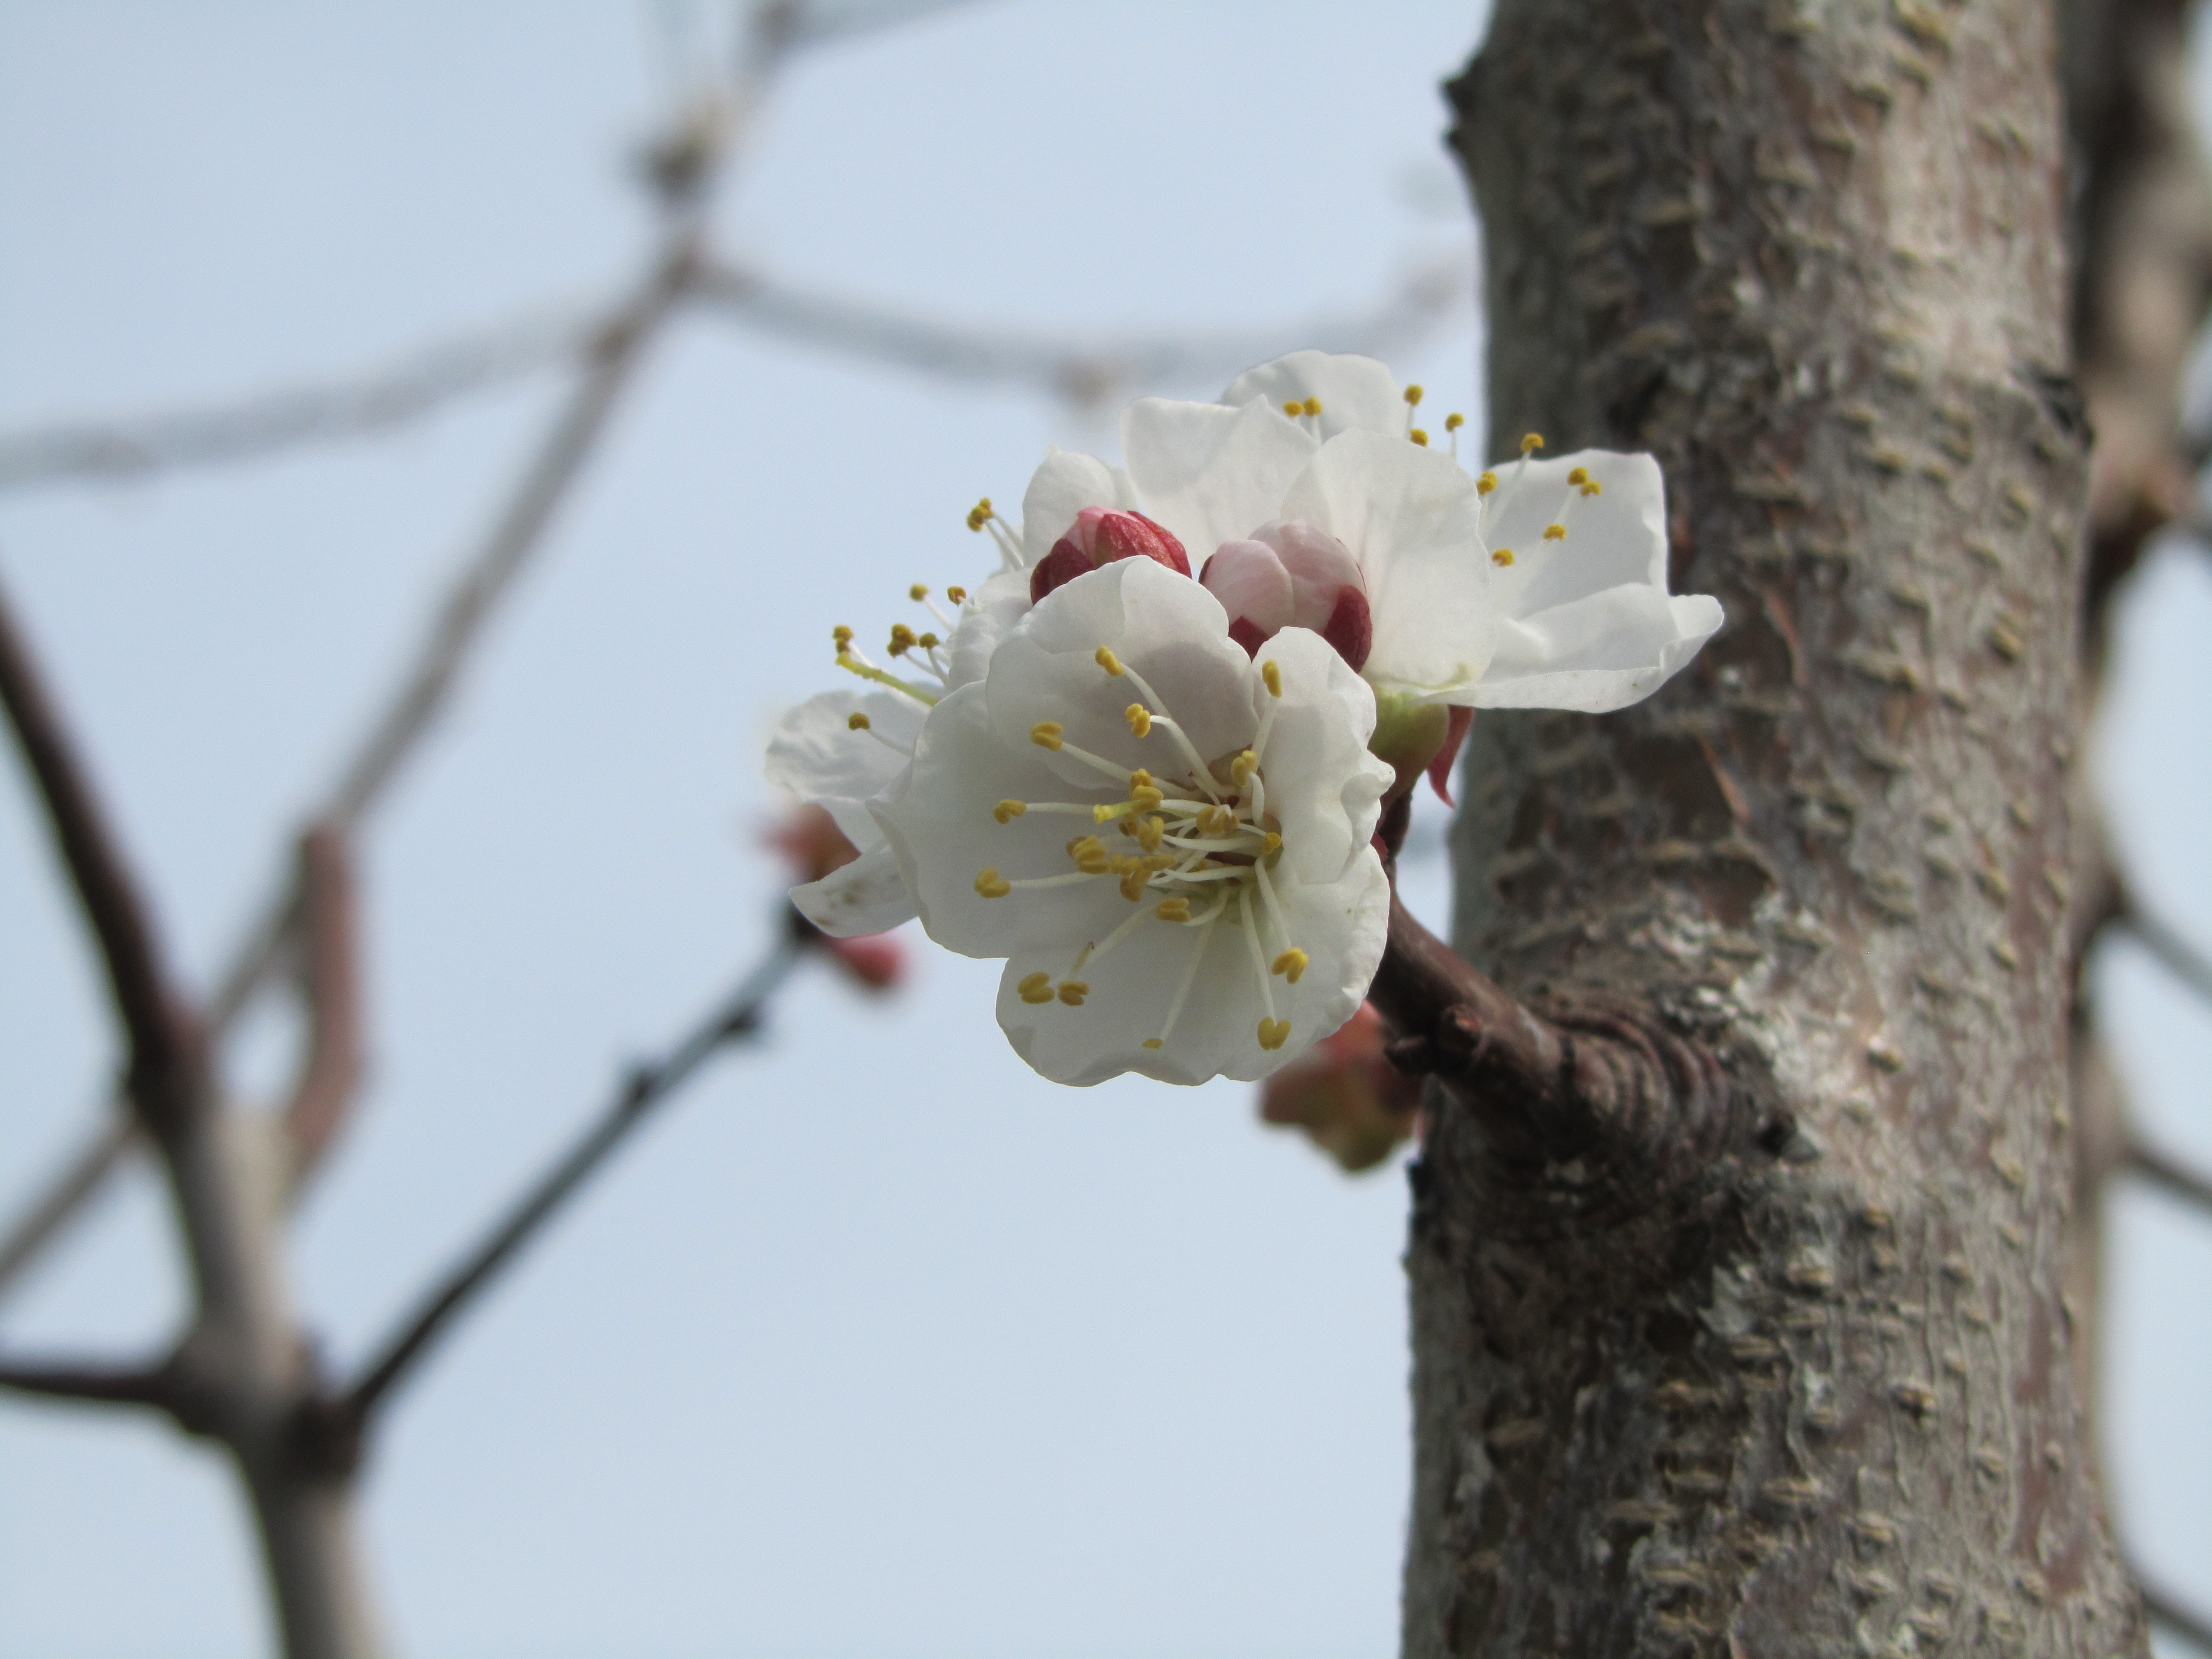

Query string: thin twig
0 566 199 1135
2122 903 2212 1010
0 303 596 493
0 223 703 1300
0 1355 184 1414
696 249 1470 407
2141 1573 2212 1654
2125 1140 2212 1215
336 935 802 1436
280 825 367 1187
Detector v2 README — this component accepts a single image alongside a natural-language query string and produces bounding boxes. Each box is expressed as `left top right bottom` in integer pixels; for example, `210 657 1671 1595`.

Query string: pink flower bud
1257 1002 1420 1173
1199 519 1371 671
1029 506 1190 604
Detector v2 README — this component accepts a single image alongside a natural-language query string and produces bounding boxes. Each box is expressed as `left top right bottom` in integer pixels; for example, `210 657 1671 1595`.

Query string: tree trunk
1408 1 2146 1651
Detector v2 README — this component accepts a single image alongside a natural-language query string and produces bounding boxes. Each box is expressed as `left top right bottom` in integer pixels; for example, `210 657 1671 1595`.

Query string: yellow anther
1136 816 1166 853
1410 429 1429 446
1403 384 1424 406
833 624 854 647
1271 948 1310 984
993 799 1027 824
1125 703 1152 737
1118 815 1139 836
1257 1017 1292 1051
1493 549 1515 567
1477 471 1498 495
1154 897 1192 923
1198 805 1237 837
1261 831 1282 856
1141 1037 1163 1049
1129 769 1154 791
1017 971 1055 1005
1095 646 1124 676
1130 785 1164 812
966 496 994 531
946 585 967 604
1567 467 1589 486
1058 980 1089 1007
1119 867 1149 901
1030 721 1064 751
888 623 919 655
847 711 871 731
1302 397 1322 417
974 867 1011 898
1580 479 1603 497
1069 836 1110 874
910 583 930 600
1282 399 1303 417
1230 749 1259 788
1444 412 1465 432
918 631 940 650
1261 661 1283 698
1521 432 1544 453
1544 524 1567 541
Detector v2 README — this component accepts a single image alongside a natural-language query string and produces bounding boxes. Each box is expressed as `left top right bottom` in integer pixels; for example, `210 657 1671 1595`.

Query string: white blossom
874 557 1392 1087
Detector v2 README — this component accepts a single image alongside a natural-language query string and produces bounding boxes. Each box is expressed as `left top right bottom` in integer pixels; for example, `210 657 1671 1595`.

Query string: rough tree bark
1397 0 2146 1650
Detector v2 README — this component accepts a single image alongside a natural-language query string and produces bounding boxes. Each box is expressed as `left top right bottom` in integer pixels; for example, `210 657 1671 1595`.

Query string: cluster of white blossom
765 352 1721 1087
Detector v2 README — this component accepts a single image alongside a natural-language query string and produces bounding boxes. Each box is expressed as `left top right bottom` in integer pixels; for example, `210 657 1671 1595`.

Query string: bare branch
0 222 702 1300
695 249 1471 408
0 304 595 494
0 1354 185 1415
2125 1139 2212 1215
2140 1572 2212 1654
280 824 367 1188
0 567 200 1136
333 933 801 1442
2120 902 2212 1010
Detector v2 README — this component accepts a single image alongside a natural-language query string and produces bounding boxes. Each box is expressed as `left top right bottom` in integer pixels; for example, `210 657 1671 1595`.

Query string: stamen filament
1117 665 1223 801
836 652 940 706
1145 899 1226 1050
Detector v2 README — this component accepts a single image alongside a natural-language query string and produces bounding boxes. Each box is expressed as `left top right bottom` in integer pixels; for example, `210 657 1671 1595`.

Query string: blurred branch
2119 901 2212 1010
0 220 705 1302
695 249 1471 407
0 304 595 494
2126 1139 2212 1216
279 825 367 1189
0 565 201 1138
0 1354 185 1415
329 931 803 1445
2142 1572 2212 1654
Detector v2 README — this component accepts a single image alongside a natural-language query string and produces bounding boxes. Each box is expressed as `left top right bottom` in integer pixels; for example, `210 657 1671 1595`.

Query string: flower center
973 647 1307 1054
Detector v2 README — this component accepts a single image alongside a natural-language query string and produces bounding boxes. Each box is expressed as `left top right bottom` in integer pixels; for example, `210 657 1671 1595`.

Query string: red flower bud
1030 506 1189 603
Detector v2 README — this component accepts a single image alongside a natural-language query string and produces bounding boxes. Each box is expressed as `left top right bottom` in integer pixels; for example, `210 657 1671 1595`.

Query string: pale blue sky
0 4 2206 1656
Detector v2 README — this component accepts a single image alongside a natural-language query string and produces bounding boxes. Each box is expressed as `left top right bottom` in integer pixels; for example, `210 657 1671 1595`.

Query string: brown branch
2121 901 2212 1011
1366 890 1739 1211
0 566 201 1137
2140 1572 2212 1654
313 933 802 1461
280 824 367 1187
2125 1139 2212 1216
0 1354 189 1416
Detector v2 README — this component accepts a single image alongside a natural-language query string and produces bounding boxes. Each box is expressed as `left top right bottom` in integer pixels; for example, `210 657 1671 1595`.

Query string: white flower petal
1121 396 1316 559
995 849 1388 1087
1019 447 1137 567
1278 432 1496 701
1243 626 1391 887
790 845 918 938
945 567 1033 691
1218 351 1407 442
984 559 1253 791
1472 589 1724 711
1481 449 1668 619
764 688 925 849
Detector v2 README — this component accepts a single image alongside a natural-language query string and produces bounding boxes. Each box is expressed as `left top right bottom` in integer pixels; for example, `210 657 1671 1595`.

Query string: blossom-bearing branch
1364 803 1740 1216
